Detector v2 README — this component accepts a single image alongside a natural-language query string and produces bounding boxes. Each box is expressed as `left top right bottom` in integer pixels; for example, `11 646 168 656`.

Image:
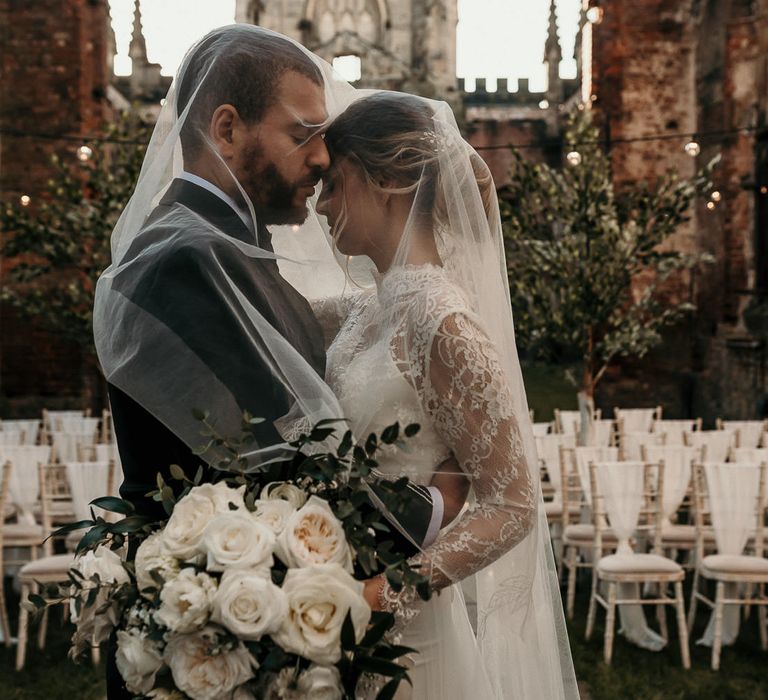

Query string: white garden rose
154 568 217 633
272 564 371 665
115 628 164 695
162 492 217 561
202 511 275 573
297 665 343 700
135 531 180 596
74 544 130 586
162 482 246 561
276 496 352 572
260 481 307 509
164 626 256 700
252 498 296 535
193 481 247 513
211 569 287 640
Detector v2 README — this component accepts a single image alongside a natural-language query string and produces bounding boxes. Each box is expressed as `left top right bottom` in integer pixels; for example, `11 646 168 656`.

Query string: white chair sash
65 461 112 521
622 431 664 461
704 462 761 556
0 445 52 524
535 434 575 500
617 409 656 433
697 462 762 648
721 421 766 449
595 460 666 651
532 422 551 437
52 430 98 463
0 430 24 446
642 445 696 523
44 410 85 432
686 431 735 465
587 420 614 447
574 447 619 505
653 420 698 446
1 419 40 445
595 461 644 555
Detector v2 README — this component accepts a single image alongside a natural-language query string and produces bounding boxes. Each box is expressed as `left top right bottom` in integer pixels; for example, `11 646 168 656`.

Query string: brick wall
585 0 767 419
0 0 111 412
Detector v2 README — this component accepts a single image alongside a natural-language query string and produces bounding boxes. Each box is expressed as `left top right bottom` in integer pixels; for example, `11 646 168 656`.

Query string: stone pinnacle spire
544 0 562 103
544 0 562 64
128 0 148 64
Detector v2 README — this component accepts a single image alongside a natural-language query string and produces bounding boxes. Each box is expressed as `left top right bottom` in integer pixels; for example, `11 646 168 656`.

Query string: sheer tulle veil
92 23 577 699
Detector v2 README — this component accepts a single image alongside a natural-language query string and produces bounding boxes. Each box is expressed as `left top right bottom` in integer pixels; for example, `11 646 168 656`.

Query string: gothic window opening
333 54 362 82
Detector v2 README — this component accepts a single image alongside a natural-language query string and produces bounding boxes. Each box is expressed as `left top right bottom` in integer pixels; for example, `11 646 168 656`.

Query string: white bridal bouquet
36 417 431 700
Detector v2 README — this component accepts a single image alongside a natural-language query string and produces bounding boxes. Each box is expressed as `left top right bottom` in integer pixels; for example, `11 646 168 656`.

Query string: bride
302 92 578 699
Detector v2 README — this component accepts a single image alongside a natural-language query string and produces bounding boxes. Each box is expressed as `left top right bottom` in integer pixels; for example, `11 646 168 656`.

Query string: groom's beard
242 145 320 226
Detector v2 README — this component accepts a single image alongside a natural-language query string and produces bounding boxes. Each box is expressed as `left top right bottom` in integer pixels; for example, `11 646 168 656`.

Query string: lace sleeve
310 292 362 350
381 311 535 617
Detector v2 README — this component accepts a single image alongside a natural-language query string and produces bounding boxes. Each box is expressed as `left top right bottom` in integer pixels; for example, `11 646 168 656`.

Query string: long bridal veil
277 93 579 697
93 23 577 698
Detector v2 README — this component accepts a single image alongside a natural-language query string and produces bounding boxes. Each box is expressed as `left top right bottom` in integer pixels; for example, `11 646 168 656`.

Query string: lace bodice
325 264 535 618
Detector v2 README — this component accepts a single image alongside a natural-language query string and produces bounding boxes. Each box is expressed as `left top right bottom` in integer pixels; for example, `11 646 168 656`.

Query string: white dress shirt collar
177 171 252 230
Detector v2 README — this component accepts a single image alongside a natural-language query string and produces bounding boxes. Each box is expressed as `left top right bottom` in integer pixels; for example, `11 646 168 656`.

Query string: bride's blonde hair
324 93 493 227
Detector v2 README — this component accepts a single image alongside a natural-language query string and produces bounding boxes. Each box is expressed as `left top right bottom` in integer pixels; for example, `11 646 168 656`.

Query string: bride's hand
362 574 386 611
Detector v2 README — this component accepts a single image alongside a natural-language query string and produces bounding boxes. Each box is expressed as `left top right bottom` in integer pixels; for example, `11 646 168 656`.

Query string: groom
104 27 468 699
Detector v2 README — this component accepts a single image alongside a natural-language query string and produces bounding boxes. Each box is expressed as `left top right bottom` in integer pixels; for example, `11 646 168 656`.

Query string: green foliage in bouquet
32 414 433 700
502 106 718 399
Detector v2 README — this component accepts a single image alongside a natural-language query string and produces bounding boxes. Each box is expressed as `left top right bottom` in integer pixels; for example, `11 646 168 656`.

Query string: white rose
162 483 246 561
297 665 343 700
162 493 217 561
261 482 307 509
272 564 371 665
202 511 275 574
164 626 256 700
276 496 352 572
74 545 130 586
211 569 287 640
115 628 164 695
154 568 217 633
252 498 296 535
135 532 180 596
194 481 247 513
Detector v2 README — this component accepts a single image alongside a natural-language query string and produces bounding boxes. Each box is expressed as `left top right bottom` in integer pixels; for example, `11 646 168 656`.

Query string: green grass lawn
2 574 767 699
0 582 104 699
522 362 579 423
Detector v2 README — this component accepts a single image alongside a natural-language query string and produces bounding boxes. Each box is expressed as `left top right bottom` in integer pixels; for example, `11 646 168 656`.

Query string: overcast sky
109 0 581 92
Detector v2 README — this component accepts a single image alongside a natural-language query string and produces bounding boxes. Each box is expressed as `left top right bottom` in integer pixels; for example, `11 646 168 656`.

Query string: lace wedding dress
325 263 536 700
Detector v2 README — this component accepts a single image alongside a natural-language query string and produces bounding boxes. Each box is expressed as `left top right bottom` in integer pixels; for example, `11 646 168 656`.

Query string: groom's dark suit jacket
108 178 327 519
106 179 436 699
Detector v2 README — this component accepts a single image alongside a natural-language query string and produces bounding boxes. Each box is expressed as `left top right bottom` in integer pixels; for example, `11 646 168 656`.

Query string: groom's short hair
177 26 323 159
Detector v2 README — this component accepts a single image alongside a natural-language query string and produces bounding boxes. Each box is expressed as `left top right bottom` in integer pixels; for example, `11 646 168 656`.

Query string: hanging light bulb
710 190 722 202
760 186 768 195
706 201 716 211
20 194 31 207
566 151 582 166
77 145 93 162
291 225 300 232
538 99 549 109
586 6 604 24
684 141 701 157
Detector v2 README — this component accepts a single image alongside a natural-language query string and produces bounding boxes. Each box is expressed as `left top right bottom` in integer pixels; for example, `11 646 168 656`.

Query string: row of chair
546 444 767 670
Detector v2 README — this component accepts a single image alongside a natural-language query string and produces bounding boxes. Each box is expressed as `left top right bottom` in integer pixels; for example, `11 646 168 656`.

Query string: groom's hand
430 457 470 527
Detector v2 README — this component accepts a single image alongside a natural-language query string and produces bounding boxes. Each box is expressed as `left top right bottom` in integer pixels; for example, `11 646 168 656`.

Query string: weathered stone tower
235 0 458 100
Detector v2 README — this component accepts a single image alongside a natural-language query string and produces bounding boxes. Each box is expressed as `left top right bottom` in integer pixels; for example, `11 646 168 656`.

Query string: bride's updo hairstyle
323 92 493 227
